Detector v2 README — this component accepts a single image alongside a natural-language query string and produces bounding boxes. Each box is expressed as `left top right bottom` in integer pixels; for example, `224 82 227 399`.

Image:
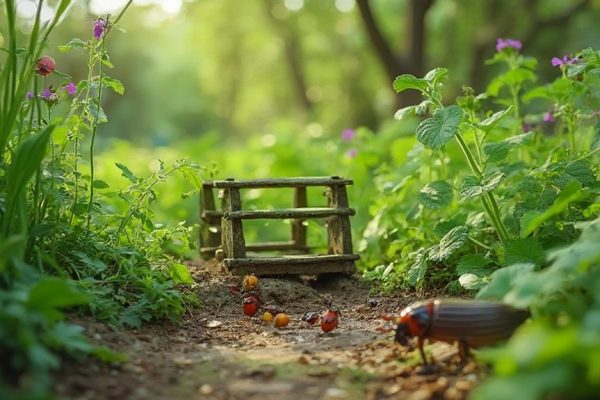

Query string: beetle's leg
416 337 437 375
457 339 471 366
418 336 428 365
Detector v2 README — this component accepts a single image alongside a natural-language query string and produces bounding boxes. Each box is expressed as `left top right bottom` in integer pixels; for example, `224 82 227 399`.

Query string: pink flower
496 38 522 52
346 148 358 158
543 111 555 123
26 91 34 100
64 82 77 96
341 128 356 142
41 87 59 104
551 55 577 68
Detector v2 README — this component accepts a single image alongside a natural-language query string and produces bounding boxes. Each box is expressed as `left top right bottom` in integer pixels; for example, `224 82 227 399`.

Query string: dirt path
55 271 486 400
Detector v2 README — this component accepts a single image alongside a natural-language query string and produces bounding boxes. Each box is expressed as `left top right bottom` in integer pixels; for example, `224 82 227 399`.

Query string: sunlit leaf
415 105 463 149
477 263 535 300
418 180 453 209
460 172 504 199
392 74 428 93
429 226 469 262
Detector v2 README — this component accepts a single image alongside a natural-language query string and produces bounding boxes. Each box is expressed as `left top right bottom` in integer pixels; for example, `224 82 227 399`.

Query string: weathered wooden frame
199 176 358 275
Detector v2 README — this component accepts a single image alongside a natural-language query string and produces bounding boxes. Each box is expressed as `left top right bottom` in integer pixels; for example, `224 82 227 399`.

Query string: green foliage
1 3 200 398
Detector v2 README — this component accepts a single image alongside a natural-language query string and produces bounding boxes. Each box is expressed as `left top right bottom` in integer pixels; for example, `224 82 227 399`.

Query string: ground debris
55 268 484 400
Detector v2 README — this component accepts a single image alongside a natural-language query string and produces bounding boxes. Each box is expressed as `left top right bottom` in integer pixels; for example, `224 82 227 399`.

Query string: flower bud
35 56 56 77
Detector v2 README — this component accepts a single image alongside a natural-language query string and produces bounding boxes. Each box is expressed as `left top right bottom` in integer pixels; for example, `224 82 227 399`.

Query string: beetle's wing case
428 299 528 347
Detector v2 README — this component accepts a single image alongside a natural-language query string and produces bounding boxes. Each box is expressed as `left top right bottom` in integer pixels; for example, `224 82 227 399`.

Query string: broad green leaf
92 180 110 189
476 107 512 131
520 181 582 237
88 103 108 123
415 105 463 149
102 76 125 95
487 68 537 96
456 254 494 276
565 160 596 186
484 132 533 162
429 226 469 262
169 263 194 284
418 180 453 209
504 238 545 267
115 163 139 183
28 278 89 319
392 74 428 93
2 125 54 237
460 172 504 199
476 263 535 300
407 249 428 286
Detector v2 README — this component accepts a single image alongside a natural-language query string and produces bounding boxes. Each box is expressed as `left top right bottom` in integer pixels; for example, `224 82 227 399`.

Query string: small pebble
199 384 213 395
368 298 378 307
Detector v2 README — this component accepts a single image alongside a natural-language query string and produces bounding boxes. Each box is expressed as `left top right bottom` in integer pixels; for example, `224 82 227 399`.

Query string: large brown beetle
393 298 528 366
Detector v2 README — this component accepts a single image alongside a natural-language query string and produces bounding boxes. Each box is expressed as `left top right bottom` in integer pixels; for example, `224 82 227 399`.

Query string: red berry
320 310 339 333
35 56 56 77
243 296 259 317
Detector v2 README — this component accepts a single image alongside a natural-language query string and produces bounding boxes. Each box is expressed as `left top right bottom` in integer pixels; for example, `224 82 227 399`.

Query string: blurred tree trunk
356 0 436 108
264 0 313 114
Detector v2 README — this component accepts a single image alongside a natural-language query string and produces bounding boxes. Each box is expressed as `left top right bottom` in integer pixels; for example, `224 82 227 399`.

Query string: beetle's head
394 321 410 346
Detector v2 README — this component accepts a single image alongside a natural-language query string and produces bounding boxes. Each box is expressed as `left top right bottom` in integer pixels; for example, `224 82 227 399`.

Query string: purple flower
551 55 577 68
341 128 356 142
346 148 358 158
41 87 53 100
26 91 34 100
522 123 534 133
496 38 522 52
64 82 77 96
543 111 555 123
41 87 58 104
93 18 107 40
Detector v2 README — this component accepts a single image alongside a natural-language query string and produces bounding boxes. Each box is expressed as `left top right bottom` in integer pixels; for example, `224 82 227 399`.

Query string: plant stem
455 132 509 242
86 42 107 229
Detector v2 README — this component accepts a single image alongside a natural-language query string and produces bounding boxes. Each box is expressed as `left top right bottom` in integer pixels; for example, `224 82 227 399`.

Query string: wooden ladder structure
199 176 359 275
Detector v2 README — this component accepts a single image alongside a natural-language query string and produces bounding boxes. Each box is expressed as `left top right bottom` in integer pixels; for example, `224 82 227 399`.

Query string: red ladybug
320 309 339 333
243 295 259 317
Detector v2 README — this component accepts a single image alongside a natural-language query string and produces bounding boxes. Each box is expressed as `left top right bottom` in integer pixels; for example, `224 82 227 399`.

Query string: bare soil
54 263 487 400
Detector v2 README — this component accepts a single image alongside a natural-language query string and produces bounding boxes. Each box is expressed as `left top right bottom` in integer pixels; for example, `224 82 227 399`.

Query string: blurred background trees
28 0 598 146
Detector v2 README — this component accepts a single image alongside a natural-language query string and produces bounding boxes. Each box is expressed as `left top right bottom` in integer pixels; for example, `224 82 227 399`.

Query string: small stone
323 387 347 399
199 384 213 395
455 380 473 391
368 298 379 307
207 320 223 328
407 389 431 400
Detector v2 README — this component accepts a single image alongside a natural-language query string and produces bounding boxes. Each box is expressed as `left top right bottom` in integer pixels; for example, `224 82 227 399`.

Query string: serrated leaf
424 67 448 84
415 105 463 149
565 160 596 186
393 74 428 93
429 226 469 262
418 180 453 209
476 107 512 131
460 172 504 199
504 238 545 267
115 163 138 183
476 263 535 300
102 76 125 95
407 250 428 286
520 181 582 237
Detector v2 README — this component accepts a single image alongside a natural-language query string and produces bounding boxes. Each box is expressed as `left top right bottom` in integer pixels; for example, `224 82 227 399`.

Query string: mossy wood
199 176 358 275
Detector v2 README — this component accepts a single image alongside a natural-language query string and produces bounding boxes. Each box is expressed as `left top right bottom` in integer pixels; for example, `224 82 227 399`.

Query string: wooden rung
200 241 310 254
224 207 355 220
224 254 359 268
209 176 353 189
201 210 224 218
